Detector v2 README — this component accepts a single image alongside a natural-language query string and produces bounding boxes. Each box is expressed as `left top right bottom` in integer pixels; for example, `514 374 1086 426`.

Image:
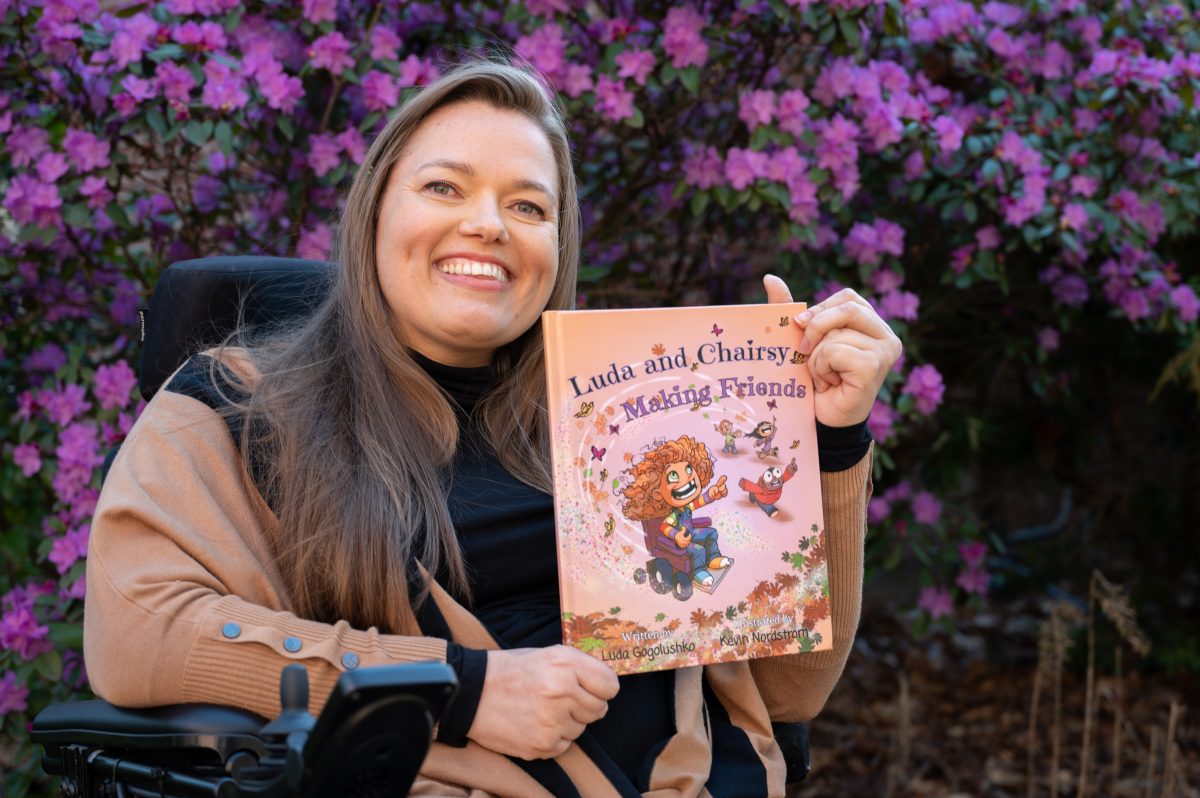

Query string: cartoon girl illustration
620 435 732 587
742 416 779 459
713 419 743 454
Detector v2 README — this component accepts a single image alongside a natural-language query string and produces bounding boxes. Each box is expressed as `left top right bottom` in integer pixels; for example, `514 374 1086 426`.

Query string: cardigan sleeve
747 445 872 722
83 386 452 720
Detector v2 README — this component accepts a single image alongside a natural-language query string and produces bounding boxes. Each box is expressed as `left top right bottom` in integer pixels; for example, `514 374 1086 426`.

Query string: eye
685 465 693 475
513 199 546 219
667 470 679 483
423 180 459 198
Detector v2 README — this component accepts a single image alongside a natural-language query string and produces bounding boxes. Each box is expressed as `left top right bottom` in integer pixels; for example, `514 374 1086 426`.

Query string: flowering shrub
3 0 1199 791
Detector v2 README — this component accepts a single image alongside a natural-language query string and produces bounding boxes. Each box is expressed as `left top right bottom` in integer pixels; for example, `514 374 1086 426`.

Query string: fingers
797 298 896 357
715 475 727 488
763 274 794 304
569 647 620 701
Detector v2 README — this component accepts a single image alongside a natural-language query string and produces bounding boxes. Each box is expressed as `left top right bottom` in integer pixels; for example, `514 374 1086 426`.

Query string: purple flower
525 0 569 15
911 491 942 525
156 62 197 104
1061 203 1088 231
361 70 398 112
370 26 402 61
43 383 91 425
0 671 29 714
918 586 954 619
107 12 157 70
683 144 723 189
49 525 90 575
1052 274 1088 306
308 133 342 177
53 422 103 506
302 0 336 24
867 496 890 524
932 115 964 153
79 175 113 209
1038 326 1060 351
13 443 42 477
297 222 332 260
397 54 439 87
615 49 655 86
975 225 1000 250
1170 284 1199 323
956 566 990 595
738 89 775 130
201 59 249 111
777 89 810 136
0 606 52 660
594 75 635 123
7 125 50 168
94 361 138 410
172 20 227 50
25 343 67 373
959 540 988 570
662 6 709 69
36 152 69 183
844 222 881 266
193 175 222 213
813 114 860 172
902 363 945 414
515 23 567 79
877 290 920 321
257 64 304 113
308 31 354 76
904 149 926 180
723 147 767 190
859 101 902 152
336 128 366 164
121 74 157 104
560 63 593 98
867 398 897 442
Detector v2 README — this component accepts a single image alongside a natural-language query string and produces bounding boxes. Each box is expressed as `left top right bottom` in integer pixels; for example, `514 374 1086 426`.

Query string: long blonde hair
224 60 580 634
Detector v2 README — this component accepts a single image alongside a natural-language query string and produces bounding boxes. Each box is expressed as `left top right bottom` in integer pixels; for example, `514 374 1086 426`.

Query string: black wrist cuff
816 419 872 472
435 642 488 746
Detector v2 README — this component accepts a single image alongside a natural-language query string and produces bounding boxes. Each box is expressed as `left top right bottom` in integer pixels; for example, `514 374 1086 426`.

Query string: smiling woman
83 57 889 797
375 101 561 367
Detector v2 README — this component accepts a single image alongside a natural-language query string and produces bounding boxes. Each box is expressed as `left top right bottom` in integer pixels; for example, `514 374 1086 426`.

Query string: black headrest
138 256 335 400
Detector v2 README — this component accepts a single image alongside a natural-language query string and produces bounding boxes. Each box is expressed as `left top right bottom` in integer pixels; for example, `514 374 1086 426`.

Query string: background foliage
3 0 1198 793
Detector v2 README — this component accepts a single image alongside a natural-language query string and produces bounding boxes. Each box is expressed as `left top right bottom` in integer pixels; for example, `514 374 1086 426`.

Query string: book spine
539 312 573 646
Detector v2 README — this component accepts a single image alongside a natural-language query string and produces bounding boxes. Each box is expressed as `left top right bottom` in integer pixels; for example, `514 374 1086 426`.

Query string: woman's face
375 100 560 366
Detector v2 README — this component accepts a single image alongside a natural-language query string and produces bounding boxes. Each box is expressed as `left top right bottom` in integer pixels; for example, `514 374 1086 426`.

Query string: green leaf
1052 162 1071 182
678 67 700 95
836 14 860 48
62 203 93 229
215 120 234 156
988 87 1007 106
963 199 977 224
146 109 168 138
183 119 214 147
883 2 905 36
966 136 983 156
278 116 294 142
106 203 133 230
34 649 63 682
690 192 710 216
148 43 184 62
625 106 645 129
980 158 1000 181
49 622 83 649
659 63 678 85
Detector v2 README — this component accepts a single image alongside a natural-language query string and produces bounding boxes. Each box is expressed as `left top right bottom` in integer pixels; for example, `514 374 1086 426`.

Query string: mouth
671 479 698 502
436 257 511 283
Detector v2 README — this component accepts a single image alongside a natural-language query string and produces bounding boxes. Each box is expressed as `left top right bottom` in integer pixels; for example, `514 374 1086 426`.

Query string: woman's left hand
764 275 902 428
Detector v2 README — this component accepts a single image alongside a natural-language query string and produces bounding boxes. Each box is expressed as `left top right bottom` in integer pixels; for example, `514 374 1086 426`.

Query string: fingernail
797 311 812 324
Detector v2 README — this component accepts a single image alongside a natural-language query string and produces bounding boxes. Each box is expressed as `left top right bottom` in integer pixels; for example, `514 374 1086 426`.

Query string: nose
458 196 510 244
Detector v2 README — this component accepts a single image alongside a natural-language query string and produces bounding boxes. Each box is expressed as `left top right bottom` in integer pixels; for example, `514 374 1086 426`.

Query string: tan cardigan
84 379 871 797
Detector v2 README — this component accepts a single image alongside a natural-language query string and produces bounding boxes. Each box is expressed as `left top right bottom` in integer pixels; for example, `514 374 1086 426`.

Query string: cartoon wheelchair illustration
632 516 732 601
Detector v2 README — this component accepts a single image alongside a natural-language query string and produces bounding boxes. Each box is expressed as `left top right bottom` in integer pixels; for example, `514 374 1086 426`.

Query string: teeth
437 259 509 282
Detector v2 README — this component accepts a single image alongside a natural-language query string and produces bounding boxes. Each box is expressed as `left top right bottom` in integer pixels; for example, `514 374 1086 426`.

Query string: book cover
542 303 831 675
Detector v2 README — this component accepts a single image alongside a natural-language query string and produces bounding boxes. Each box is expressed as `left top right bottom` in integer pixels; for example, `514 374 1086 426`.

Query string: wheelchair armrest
33 700 270 762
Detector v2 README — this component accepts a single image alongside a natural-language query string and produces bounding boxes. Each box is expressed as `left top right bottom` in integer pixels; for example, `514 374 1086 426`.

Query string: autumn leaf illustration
578 637 607 652
651 343 666 356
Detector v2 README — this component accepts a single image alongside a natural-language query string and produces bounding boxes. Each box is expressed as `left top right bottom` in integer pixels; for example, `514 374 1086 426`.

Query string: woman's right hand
468 645 619 759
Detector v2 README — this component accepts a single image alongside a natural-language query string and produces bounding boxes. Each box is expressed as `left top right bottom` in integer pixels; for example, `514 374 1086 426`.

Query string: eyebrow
416 159 557 205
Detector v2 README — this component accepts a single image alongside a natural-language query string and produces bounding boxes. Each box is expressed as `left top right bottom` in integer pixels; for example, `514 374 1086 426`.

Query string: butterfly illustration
711 323 723 337
790 351 806 365
609 423 620 435
623 451 635 463
604 515 615 536
767 399 778 410
690 362 700 371
604 406 615 416
575 401 595 418
790 439 800 449
600 468 609 481
690 401 702 411
591 445 606 461
651 343 666 356
621 545 634 556
780 316 790 327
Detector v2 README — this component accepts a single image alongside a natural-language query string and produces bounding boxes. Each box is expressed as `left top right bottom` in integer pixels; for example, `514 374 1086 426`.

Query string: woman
84 60 901 796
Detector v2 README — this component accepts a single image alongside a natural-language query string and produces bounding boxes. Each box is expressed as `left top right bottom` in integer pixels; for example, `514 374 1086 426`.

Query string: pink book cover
542 303 831 675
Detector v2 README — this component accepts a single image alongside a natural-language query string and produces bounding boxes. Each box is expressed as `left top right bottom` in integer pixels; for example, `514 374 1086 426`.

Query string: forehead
396 100 558 189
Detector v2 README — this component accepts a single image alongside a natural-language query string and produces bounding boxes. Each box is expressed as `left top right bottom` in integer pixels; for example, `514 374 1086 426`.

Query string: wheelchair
32 256 809 796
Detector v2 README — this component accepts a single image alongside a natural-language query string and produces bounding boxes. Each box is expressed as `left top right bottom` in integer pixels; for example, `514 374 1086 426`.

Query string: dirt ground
792 600 1198 798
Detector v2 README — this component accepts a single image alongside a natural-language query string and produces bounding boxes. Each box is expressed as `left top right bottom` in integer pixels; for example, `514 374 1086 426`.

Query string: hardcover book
542 303 831 675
